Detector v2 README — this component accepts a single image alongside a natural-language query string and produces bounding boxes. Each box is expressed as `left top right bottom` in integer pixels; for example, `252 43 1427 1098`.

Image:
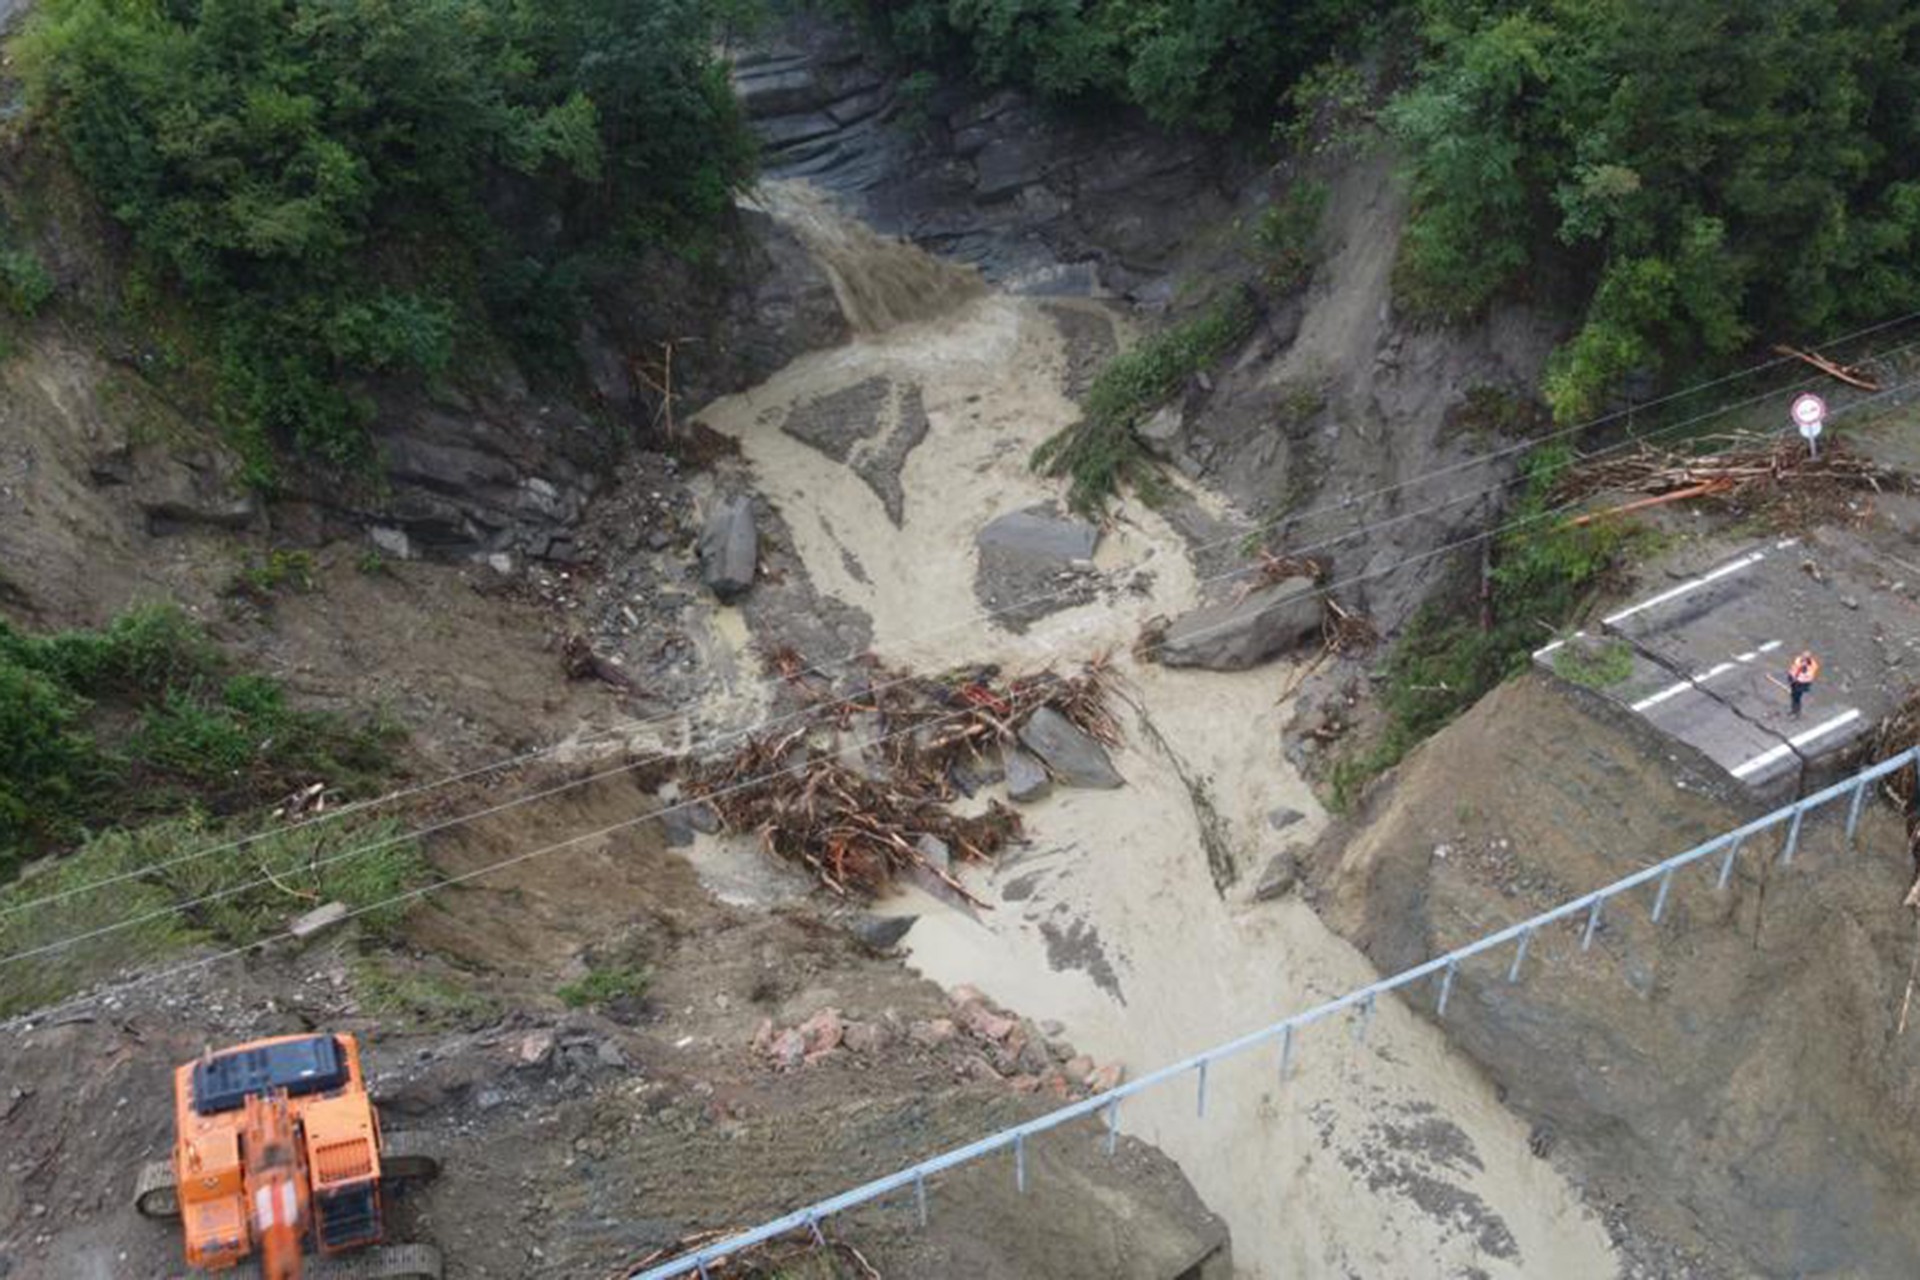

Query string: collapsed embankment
1308 673 1920 1276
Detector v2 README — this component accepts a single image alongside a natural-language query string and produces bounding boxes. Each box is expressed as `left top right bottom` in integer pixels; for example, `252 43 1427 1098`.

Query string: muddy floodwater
685 180 1618 1277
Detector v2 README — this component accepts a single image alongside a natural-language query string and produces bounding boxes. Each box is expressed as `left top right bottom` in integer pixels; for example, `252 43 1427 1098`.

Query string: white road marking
1730 708 1863 779
1631 640 1783 711
1531 630 1585 660
1603 551 1766 628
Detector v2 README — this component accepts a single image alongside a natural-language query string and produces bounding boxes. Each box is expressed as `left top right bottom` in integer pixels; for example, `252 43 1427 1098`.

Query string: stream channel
681 179 1619 1279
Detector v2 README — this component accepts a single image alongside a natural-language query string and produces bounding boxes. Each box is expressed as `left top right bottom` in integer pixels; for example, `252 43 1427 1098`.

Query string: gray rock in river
973 505 1102 632
845 913 916 951
1156 577 1322 671
698 495 759 602
976 508 1099 562
1018 706 1123 790
1004 746 1053 802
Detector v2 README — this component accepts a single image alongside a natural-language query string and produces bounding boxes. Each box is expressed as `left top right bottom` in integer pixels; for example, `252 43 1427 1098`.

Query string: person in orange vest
1787 650 1820 718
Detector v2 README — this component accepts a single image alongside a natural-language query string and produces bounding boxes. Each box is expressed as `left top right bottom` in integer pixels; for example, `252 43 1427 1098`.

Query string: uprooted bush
1032 289 1258 512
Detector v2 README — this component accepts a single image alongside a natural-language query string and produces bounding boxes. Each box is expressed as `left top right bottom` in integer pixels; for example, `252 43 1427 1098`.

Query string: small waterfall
752 180 985 335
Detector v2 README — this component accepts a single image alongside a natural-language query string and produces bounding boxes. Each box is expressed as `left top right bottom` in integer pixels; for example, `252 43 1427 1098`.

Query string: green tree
846 0 1382 131
16 0 754 475
1390 0 1920 418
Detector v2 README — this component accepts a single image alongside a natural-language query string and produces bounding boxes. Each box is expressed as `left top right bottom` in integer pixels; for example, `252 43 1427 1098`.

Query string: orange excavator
134 1033 443 1279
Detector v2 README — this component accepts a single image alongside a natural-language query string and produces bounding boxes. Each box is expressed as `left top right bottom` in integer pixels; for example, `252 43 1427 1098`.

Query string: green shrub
0 605 399 878
17 0 755 474
0 243 55 317
236 549 319 598
0 660 102 873
1033 288 1258 511
1253 180 1328 292
1327 444 1642 809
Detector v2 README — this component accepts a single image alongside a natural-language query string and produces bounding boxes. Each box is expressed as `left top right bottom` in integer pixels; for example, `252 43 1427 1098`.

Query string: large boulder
976 508 1098 561
1018 707 1123 789
699 496 759 602
973 505 1101 632
1156 577 1322 671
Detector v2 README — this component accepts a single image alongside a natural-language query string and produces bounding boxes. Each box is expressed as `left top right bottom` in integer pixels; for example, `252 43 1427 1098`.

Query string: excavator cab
136 1033 442 1279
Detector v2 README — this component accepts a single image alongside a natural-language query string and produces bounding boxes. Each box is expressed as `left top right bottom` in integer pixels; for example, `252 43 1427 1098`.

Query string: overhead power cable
7 312 1917 927
10 356 1918 975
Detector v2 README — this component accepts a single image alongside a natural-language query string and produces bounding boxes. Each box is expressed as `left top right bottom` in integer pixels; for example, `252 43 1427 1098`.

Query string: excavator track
134 1159 180 1219
187 1243 444 1280
379 1129 442 1183
134 1131 438 1219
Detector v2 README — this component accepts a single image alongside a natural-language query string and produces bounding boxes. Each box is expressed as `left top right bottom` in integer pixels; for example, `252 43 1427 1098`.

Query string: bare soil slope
1308 672 1920 1276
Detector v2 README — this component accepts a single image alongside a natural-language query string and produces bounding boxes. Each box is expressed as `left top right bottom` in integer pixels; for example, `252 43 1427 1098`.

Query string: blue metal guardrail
635 746 1920 1279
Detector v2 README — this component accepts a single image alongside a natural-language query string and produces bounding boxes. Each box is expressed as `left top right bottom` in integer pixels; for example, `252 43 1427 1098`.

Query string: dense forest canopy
848 0 1920 417
1389 0 1920 419
13 0 755 476
9 0 1920 460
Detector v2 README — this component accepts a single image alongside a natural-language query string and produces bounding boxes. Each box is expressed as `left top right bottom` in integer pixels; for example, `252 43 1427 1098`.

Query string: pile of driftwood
1241 547 1378 655
1554 432 1914 527
688 660 1120 900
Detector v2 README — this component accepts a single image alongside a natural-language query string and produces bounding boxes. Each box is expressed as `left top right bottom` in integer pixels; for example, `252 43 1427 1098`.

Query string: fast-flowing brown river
684 179 1618 1278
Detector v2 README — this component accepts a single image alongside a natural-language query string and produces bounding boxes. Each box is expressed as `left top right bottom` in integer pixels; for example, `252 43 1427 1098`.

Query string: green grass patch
0 812 431 1016
558 963 651 1009
1553 638 1633 689
0 604 400 880
353 954 496 1029
1032 288 1258 512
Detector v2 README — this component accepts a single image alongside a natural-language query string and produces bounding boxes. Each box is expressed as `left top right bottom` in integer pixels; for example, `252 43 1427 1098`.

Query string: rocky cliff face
344 211 848 565
734 16 1256 298
737 17 1569 644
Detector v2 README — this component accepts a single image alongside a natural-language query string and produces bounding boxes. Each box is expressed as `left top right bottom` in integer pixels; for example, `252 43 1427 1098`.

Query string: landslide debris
689 660 1121 900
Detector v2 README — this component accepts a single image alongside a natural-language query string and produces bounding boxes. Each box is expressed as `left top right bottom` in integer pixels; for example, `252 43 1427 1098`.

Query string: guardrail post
1581 897 1604 951
1352 994 1375 1043
915 1171 928 1227
1846 777 1870 846
1781 807 1805 865
1014 1133 1026 1194
1436 960 1457 1018
1196 1060 1209 1117
1104 1099 1120 1156
1508 927 1532 983
1717 835 1744 890
1650 868 1675 924
1279 1024 1295 1082
805 1212 825 1247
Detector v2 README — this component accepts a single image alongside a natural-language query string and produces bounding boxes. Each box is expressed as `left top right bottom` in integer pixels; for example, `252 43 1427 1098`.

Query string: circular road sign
1791 392 1827 438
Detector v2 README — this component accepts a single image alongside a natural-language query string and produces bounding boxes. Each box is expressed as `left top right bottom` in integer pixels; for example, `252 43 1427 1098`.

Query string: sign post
1791 392 1826 460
